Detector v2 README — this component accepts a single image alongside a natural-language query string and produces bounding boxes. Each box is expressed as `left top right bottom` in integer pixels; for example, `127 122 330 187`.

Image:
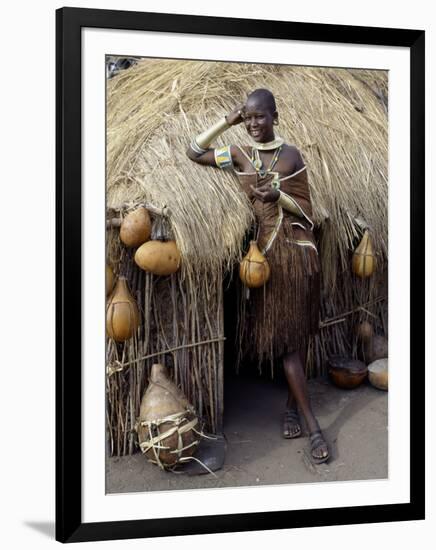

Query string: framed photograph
56 7 425 543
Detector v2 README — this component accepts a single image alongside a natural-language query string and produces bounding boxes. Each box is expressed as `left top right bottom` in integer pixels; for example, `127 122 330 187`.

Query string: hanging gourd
352 230 375 278
355 320 374 342
239 241 271 288
134 215 180 275
106 276 140 342
120 206 151 248
106 264 115 296
136 363 200 469
135 240 180 275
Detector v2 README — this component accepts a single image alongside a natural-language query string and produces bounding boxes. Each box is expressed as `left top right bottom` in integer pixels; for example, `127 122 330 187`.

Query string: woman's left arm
251 146 307 218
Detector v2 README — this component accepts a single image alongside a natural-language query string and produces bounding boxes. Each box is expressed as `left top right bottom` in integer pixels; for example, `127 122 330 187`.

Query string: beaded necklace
252 145 282 179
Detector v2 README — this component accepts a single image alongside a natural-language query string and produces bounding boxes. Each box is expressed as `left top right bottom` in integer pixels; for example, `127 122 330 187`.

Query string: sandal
283 408 302 439
309 430 329 464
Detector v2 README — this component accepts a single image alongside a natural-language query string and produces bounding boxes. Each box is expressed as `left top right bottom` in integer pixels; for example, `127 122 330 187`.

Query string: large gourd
239 241 270 288
106 276 140 341
136 364 200 468
352 230 375 278
134 240 180 276
120 206 151 248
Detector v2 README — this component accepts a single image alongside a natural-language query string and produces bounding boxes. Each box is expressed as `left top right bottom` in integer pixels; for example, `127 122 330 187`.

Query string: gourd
239 241 270 288
355 320 374 341
368 359 388 391
136 364 199 468
120 206 151 248
134 240 180 276
106 276 140 341
352 230 375 278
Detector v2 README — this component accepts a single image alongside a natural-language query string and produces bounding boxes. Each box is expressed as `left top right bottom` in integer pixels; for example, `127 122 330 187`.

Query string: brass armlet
194 117 230 150
277 191 304 218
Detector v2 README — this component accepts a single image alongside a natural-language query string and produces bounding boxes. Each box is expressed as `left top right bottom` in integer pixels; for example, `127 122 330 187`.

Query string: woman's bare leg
283 391 301 438
283 349 329 461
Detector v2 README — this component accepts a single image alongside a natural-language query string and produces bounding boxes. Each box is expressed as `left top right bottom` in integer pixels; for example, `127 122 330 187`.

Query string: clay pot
328 355 368 389
137 364 199 468
120 207 151 248
239 241 270 288
134 240 180 276
368 358 388 390
106 264 115 296
352 230 375 278
106 276 140 342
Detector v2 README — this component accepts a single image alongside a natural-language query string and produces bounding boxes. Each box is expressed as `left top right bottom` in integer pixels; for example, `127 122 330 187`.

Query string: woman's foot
283 408 302 439
309 430 329 464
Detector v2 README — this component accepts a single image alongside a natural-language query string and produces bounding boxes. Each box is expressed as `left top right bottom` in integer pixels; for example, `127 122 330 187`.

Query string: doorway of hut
222 270 290 447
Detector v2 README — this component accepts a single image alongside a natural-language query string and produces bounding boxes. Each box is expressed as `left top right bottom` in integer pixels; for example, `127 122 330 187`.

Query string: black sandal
283 408 302 439
309 430 329 464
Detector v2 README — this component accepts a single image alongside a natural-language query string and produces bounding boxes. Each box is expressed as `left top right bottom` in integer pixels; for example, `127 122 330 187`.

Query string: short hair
246 88 277 113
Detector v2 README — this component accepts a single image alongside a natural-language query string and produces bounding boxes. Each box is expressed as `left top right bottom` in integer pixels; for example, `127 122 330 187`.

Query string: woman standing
186 88 329 464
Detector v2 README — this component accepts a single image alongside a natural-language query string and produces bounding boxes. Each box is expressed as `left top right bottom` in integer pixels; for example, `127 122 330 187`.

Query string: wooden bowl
328 355 368 389
368 359 388 391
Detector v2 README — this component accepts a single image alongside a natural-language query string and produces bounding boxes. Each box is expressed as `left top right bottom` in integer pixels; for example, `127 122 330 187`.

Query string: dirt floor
106 373 388 493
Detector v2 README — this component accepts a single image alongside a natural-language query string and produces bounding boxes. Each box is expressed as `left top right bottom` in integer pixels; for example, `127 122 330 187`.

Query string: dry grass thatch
106 59 388 455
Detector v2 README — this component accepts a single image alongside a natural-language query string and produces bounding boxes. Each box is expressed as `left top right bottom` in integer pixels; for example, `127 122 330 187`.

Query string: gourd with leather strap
352 230 375 278
106 276 140 342
239 241 271 288
136 363 200 468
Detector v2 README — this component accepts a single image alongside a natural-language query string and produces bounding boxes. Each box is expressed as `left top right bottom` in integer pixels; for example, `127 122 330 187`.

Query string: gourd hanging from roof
352 230 375 278
134 213 180 276
106 276 140 342
120 206 151 247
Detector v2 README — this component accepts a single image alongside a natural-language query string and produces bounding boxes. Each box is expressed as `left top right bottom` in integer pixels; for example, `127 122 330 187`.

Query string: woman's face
243 98 277 143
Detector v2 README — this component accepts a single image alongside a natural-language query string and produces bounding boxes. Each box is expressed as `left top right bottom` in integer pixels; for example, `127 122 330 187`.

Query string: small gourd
134 240 180 276
120 206 151 248
352 230 375 278
106 276 140 342
239 241 270 288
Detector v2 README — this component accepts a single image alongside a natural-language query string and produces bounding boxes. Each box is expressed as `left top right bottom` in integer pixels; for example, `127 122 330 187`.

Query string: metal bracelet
195 117 230 149
190 140 208 155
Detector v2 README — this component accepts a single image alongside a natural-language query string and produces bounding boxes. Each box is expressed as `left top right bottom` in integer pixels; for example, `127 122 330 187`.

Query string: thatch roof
107 59 388 288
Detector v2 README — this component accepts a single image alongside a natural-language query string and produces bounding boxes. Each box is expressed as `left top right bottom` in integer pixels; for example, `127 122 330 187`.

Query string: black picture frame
56 6 425 543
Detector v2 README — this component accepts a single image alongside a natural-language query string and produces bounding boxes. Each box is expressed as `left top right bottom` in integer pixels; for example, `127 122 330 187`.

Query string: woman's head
243 88 278 143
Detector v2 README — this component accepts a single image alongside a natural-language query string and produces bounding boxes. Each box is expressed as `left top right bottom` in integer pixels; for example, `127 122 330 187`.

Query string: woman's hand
250 183 280 203
225 103 245 126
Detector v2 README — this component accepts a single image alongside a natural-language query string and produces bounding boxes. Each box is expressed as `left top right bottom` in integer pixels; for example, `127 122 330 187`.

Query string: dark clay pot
328 355 368 389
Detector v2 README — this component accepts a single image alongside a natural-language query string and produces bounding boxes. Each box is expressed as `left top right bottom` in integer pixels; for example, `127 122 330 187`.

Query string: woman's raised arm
186 104 245 167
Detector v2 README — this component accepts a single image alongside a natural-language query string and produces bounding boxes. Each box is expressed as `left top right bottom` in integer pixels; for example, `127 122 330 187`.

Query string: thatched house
106 59 388 457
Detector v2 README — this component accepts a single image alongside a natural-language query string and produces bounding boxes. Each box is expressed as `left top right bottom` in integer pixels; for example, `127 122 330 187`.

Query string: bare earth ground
106 375 388 493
